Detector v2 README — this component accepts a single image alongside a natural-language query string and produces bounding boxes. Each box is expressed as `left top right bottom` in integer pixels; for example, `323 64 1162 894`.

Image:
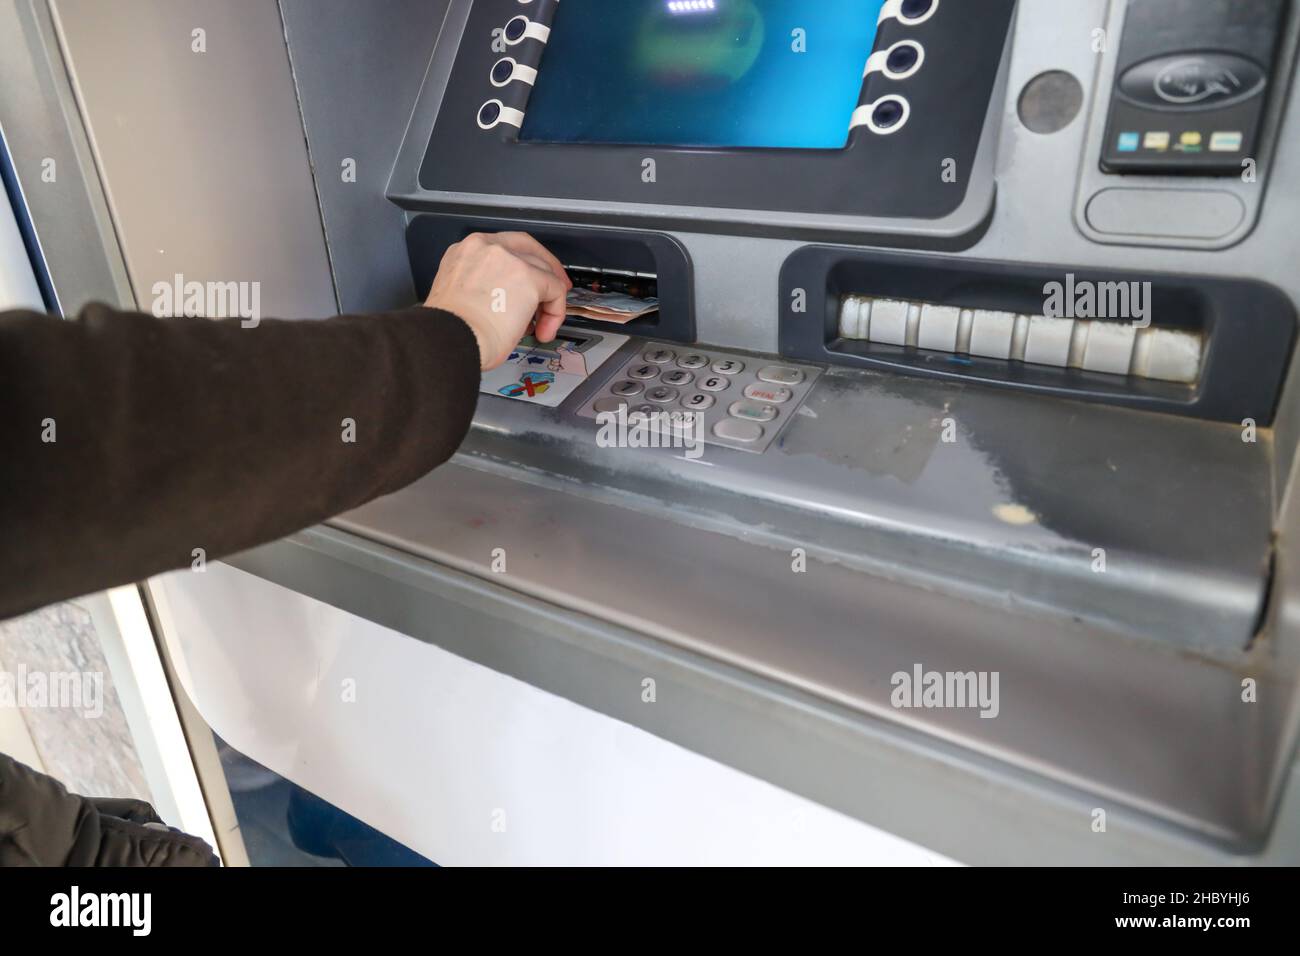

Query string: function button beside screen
713 419 764 444
477 100 502 128
645 386 680 404
757 365 805 386
899 0 938 24
628 363 660 380
503 16 529 42
677 353 709 369
744 383 792 404
728 400 778 424
643 348 676 365
662 370 694 387
710 358 745 375
698 375 730 393
611 381 644 398
872 98 906 131
491 58 515 85
885 42 922 77
682 393 716 411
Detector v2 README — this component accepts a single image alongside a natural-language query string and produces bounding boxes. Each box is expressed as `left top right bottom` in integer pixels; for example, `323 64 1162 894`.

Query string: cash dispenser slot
563 265 658 303
406 213 694 342
780 246 1296 425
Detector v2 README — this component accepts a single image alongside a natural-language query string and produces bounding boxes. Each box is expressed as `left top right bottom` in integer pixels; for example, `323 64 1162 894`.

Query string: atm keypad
578 343 821 453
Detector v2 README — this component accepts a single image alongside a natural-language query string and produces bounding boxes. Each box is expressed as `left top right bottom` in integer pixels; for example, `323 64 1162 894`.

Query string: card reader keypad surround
578 344 821 454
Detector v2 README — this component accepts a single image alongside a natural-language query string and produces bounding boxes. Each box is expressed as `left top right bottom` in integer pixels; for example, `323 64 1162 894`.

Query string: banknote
566 287 660 324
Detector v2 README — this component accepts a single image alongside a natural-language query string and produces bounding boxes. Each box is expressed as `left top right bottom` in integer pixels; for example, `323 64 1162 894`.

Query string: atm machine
4 0 1300 864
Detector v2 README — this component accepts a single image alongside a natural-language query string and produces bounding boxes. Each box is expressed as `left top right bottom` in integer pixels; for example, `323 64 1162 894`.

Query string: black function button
491 58 515 84
504 16 528 42
872 99 905 130
886 43 920 74
900 0 935 19
478 101 501 127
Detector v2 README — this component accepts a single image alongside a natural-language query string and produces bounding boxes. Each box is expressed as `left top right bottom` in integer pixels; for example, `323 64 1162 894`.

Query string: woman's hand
424 231 572 370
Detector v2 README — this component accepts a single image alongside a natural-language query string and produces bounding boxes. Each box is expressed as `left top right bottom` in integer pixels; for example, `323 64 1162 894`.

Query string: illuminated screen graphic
519 0 887 150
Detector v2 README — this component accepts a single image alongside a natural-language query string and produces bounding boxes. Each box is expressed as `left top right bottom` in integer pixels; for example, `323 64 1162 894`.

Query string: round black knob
872 99 905 130
886 44 919 74
478 100 502 127
504 16 528 42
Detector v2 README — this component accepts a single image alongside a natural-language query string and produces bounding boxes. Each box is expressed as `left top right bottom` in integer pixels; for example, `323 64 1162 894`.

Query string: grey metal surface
0 0 133 314
222 509 1300 864
1084 188 1247 240
50 0 337 319
279 0 448 314
455 360 1274 656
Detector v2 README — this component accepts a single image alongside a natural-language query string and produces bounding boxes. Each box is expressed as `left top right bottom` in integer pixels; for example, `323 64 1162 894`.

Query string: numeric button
628 363 660 380
662 370 694 387
677 354 709 369
611 381 644 398
711 358 745 375
646 386 680 404
699 375 730 393
682 393 715 411
643 348 676 365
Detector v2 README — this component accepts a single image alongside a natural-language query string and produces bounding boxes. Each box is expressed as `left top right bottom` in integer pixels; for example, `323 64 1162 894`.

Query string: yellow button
1179 131 1202 146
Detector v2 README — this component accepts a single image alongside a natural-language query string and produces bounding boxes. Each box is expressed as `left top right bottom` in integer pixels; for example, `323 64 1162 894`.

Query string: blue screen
519 0 887 150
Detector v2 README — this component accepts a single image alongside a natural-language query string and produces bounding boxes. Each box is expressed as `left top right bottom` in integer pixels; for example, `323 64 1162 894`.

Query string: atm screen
519 0 888 150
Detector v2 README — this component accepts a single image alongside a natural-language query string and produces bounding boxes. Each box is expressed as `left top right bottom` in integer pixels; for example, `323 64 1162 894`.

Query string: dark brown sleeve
0 302 481 620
